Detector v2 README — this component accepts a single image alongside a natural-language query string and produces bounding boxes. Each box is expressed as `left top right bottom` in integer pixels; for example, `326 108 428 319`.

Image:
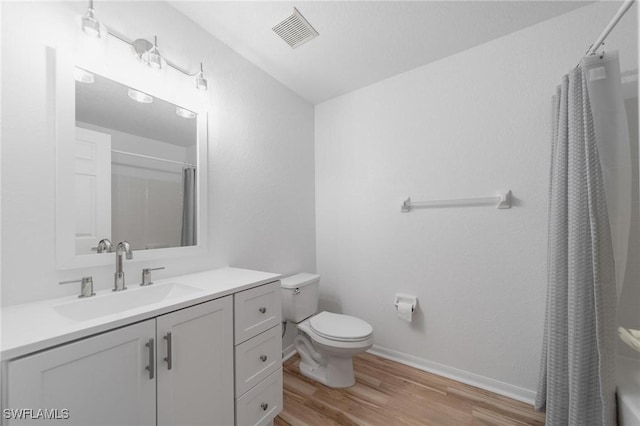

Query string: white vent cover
272 7 319 49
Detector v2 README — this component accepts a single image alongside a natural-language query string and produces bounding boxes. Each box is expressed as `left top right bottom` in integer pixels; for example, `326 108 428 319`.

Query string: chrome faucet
114 241 133 292
97 238 113 253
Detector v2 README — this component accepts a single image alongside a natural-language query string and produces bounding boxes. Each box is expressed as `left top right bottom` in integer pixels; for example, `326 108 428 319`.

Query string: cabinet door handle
259 307 267 314
163 332 173 370
145 338 155 380
260 402 269 411
260 354 268 362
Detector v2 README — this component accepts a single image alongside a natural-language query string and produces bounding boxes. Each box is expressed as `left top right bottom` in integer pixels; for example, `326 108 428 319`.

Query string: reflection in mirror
75 68 197 254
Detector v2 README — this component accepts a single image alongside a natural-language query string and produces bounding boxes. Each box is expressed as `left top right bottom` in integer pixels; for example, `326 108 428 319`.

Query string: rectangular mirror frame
52 46 208 269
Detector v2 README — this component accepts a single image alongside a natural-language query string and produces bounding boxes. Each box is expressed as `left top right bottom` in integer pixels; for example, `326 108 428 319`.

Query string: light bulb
128 88 153 104
195 63 208 91
176 107 196 119
143 36 163 70
81 1 102 38
147 49 162 70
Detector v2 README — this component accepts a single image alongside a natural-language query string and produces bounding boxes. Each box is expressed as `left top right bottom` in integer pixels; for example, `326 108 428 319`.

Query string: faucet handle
141 267 165 286
59 276 95 298
96 238 113 253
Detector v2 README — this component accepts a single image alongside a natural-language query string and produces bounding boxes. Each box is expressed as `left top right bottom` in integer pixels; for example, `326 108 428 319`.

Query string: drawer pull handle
145 338 155 380
259 307 267 314
163 332 173 370
260 354 268 362
261 402 269 411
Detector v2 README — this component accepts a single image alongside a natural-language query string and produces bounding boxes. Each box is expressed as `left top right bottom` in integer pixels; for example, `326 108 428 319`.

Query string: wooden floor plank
276 353 545 425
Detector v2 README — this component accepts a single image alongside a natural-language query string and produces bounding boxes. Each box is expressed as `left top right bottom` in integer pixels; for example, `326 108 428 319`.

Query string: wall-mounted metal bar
112 150 195 168
401 190 511 212
105 28 200 76
586 0 636 56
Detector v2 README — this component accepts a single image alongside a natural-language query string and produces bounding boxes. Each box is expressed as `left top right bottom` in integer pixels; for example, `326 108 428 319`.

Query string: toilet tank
280 273 320 323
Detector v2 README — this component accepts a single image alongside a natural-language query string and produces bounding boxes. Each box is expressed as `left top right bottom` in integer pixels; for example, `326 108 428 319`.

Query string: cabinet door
6 320 156 426
157 297 234 426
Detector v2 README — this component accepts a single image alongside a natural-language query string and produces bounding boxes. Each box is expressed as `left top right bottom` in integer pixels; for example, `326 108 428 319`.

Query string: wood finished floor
275 353 545 426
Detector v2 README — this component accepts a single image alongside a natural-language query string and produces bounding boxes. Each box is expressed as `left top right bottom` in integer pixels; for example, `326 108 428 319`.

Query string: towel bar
401 190 511 212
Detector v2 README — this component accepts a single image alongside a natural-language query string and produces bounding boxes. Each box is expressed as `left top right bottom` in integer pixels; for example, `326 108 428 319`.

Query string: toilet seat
309 312 373 342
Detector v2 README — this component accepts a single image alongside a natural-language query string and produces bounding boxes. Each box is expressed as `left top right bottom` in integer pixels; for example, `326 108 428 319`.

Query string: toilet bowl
294 312 373 388
280 273 374 388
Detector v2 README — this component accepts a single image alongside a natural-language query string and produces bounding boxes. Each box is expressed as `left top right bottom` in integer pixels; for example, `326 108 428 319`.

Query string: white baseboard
282 344 297 362
367 345 536 405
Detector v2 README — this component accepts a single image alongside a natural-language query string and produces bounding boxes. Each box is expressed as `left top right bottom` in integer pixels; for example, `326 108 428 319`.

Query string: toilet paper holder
394 293 417 312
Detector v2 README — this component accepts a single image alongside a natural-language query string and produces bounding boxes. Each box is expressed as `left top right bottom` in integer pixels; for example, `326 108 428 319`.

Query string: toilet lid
310 312 373 341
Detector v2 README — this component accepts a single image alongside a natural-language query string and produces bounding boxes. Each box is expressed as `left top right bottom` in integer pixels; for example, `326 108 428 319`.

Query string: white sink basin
53 282 203 322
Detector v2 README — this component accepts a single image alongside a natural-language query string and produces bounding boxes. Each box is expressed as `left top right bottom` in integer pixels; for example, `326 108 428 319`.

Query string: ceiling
170 1 592 104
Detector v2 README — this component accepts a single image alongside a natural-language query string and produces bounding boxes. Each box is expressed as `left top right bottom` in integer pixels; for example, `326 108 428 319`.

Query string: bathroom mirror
53 47 208 269
75 70 197 254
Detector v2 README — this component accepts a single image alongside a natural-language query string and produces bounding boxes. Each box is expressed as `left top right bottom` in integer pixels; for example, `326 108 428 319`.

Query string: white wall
315 1 638 397
1 1 315 306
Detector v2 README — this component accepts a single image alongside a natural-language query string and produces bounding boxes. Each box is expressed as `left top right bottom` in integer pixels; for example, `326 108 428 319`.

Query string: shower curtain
535 52 631 426
181 167 197 246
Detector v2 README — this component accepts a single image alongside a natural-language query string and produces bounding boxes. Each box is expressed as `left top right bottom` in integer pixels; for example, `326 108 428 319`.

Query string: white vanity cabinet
5 296 234 426
233 282 283 426
2 269 284 426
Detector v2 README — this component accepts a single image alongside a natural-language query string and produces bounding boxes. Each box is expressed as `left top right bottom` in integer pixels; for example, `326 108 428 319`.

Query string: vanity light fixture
133 36 164 70
195 63 208 91
74 67 95 84
81 0 102 38
78 0 209 91
176 107 196 119
128 88 153 104
147 36 163 70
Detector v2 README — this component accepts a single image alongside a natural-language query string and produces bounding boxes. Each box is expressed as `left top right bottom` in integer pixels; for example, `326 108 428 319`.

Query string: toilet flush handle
259 307 267 314
293 288 301 295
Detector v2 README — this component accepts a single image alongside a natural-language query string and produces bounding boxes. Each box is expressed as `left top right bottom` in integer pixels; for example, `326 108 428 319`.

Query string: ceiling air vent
272 7 319 49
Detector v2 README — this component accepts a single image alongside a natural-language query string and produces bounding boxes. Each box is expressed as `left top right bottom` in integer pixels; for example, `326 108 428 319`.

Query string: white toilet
281 273 374 388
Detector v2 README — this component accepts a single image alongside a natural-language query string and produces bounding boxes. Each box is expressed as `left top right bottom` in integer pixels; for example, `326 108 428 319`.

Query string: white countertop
1 267 281 361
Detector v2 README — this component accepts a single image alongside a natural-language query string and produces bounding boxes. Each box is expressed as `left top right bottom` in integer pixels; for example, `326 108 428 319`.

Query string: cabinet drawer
235 369 283 426
234 281 281 344
235 325 281 397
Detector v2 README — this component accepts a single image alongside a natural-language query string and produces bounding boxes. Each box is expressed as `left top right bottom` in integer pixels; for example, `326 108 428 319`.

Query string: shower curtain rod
586 0 636 56
112 149 196 168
